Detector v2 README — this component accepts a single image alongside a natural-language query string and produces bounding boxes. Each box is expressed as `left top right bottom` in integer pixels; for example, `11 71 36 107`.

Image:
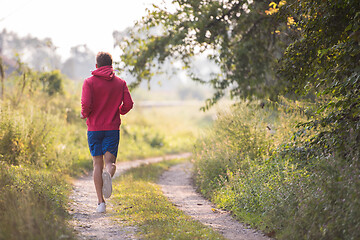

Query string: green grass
193 99 360 239
193 100 308 236
111 158 225 240
118 102 216 160
0 77 88 239
0 163 75 240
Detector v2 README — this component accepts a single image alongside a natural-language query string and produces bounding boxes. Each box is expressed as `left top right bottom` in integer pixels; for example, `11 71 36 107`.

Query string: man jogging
81 52 133 213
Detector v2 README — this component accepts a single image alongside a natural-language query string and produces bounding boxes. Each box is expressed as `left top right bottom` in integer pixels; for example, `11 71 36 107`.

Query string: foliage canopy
116 0 296 108
276 0 360 175
116 0 359 166
116 0 359 108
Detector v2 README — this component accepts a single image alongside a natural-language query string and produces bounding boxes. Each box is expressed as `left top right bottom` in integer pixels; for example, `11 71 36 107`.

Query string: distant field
118 100 225 160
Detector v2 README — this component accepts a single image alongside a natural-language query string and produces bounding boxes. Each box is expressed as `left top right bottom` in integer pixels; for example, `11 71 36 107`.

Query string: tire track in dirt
68 153 191 240
158 162 272 240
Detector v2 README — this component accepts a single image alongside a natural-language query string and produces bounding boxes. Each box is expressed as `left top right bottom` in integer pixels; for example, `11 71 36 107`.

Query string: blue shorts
87 130 120 158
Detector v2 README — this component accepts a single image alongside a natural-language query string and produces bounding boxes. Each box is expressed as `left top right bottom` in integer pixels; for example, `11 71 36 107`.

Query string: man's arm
81 80 92 118
119 83 134 115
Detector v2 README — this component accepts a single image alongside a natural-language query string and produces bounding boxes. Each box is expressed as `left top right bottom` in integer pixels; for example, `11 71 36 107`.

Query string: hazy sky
0 0 163 60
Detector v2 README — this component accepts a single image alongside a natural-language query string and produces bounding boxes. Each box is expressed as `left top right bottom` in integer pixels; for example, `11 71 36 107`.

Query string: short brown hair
96 52 113 67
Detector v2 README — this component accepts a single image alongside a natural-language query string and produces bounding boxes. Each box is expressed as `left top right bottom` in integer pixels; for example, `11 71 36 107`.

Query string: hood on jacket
91 65 114 81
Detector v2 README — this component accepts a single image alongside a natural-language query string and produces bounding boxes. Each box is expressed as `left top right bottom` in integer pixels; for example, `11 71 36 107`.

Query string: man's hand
80 113 86 119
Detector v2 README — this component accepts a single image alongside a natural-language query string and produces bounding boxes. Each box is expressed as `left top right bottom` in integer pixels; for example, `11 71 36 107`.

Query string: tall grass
193 100 360 239
194 100 360 239
0 71 88 239
0 103 78 239
0 163 74 240
194 101 303 199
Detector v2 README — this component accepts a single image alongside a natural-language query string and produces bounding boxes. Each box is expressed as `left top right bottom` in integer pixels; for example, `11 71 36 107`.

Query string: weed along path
158 162 271 240
68 153 191 240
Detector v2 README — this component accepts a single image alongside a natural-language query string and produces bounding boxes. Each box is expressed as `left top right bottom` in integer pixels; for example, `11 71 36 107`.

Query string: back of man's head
96 52 113 68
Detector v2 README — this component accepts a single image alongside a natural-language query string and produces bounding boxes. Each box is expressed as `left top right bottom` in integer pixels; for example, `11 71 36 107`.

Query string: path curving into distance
69 153 271 240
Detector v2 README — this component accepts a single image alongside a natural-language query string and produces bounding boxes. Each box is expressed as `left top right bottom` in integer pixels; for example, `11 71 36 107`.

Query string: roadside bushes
0 105 56 167
0 102 80 240
194 101 301 199
194 108 271 198
193 101 360 239
0 68 87 239
0 98 89 173
0 163 74 240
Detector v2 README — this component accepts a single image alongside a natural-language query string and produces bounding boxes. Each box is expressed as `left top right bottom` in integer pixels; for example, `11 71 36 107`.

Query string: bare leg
93 155 105 204
104 151 116 177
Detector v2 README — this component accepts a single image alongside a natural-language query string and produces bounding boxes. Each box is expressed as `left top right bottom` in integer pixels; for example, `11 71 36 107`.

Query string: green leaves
115 0 290 107
40 70 64 96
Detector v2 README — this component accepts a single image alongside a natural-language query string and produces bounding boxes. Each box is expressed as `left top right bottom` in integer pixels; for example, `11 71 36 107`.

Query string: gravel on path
68 153 191 240
158 162 272 240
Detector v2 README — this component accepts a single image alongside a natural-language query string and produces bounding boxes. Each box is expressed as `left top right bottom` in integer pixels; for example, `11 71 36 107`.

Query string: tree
274 2 360 238
40 70 64 96
277 0 360 158
115 0 294 109
0 56 4 100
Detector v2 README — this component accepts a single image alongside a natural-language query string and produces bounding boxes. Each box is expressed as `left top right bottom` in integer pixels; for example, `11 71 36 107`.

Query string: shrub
194 100 360 239
0 104 59 168
0 69 89 239
0 163 75 240
194 101 297 198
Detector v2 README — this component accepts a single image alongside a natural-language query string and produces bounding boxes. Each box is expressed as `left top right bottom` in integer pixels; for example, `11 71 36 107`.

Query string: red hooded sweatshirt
81 65 133 131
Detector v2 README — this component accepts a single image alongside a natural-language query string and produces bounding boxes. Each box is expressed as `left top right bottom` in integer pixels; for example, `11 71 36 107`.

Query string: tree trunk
0 56 4 100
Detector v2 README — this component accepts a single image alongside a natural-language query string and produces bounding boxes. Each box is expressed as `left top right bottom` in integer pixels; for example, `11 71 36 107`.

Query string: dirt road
158 162 271 240
68 153 191 239
69 154 271 240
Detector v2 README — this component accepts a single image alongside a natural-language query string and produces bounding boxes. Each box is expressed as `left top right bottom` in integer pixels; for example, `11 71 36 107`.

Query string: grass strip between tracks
110 158 225 240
